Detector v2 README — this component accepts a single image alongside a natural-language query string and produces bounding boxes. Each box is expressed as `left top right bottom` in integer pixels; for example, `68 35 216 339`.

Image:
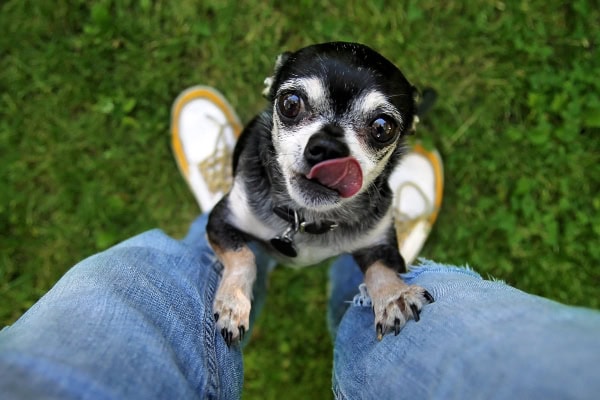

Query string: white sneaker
171 86 242 212
389 143 444 265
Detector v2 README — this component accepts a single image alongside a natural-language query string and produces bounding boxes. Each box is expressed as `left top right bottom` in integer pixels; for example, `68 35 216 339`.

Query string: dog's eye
277 92 303 119
370 117 397 143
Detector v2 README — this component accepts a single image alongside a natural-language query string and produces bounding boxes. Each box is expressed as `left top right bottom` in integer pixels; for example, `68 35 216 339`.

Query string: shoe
171 86 242 212
389 143 444 265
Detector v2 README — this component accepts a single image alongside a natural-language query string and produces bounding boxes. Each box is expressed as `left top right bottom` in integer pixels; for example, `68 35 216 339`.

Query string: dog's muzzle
303 128 363 198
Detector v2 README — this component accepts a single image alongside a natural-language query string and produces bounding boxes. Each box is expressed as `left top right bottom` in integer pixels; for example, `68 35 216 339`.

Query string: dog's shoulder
225 109 283 242
232 111 273 175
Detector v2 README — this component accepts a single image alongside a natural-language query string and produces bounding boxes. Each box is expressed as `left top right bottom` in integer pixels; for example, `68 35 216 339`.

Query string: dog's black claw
239 326 246 341
376 323 384 341
214 313 220 322
221 328 232 347
394 318 400 335
410 304 420 322
221 328 229 347
423 290 435 303
221 328 228 344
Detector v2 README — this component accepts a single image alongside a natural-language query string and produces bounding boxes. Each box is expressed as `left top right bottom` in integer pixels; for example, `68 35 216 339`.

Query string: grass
1 0 599 398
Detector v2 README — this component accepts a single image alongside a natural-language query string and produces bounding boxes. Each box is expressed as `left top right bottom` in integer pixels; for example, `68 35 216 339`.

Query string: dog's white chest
282 219 389 266
285 241 345 266
227 183 280 241
227 179 392 267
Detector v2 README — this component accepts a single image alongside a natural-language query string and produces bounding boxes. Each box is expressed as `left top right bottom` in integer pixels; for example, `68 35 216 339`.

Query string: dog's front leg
207 196 256 346
353 232 434 340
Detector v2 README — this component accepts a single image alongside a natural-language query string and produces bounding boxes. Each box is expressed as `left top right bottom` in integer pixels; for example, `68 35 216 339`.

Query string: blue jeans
1 215 599 399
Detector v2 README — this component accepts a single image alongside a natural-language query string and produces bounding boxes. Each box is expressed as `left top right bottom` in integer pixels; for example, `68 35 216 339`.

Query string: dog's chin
287 175 343 211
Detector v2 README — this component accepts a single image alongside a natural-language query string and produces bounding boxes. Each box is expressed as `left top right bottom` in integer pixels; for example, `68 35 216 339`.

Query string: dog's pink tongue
306 157 363 198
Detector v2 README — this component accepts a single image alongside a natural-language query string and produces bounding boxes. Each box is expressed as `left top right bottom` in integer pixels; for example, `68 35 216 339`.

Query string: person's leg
330 259 600 399
0 214 264 399
329 145 600 399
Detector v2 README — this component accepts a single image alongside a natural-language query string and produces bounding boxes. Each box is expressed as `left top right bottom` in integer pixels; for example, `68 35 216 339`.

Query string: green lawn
1 1 598 398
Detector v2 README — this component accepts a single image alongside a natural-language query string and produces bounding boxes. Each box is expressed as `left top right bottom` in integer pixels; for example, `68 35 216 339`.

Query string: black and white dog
207 42 434 346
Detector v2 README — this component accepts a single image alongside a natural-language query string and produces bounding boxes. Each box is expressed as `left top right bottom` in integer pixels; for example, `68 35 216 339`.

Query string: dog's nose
304 127 349 166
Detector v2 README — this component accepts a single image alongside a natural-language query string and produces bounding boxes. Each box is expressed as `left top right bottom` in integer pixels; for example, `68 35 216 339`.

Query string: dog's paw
213 287 251 347
370 283 434 340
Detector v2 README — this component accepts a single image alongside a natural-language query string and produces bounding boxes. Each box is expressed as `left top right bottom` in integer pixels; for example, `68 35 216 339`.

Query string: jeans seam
201 252 223 399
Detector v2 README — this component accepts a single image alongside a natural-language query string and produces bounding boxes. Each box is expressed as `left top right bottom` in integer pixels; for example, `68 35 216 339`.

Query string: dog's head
264 42 418 211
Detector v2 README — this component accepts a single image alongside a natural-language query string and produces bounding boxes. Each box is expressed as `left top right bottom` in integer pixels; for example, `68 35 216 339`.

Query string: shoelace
197 115 234 194
393 181 435 246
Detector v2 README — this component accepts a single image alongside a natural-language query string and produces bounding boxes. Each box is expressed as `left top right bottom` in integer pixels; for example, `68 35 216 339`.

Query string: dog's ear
409 86 438 134
262 51 292 98
407 86 421 135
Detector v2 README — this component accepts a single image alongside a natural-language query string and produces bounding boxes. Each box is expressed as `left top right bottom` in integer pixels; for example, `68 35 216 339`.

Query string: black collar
270 206 338 258
272 206 338 234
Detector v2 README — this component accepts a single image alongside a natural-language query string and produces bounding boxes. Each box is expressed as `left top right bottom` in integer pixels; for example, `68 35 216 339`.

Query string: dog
207 42 434 346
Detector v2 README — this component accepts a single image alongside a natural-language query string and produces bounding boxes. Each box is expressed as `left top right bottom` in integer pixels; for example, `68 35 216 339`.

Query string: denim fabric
1 214 599 399
330 259 600 400
0 215 271 399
